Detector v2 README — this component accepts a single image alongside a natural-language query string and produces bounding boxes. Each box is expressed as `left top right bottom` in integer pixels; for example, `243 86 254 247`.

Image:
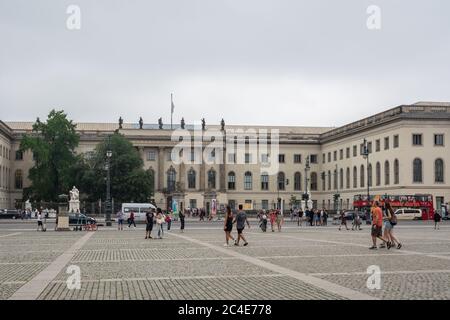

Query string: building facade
1 102 449 213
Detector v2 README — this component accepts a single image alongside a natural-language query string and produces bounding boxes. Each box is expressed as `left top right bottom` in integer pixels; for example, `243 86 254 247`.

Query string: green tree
77 133 154 204
20 110 79 201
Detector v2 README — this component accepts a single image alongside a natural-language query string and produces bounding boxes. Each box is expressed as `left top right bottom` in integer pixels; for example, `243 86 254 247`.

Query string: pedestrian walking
233 204 250 246
276 209 283 232
223 206 235 246
322 209 328 226
369 201 387 250
259 211 268 232
145 209 154 239
338 210 349 231
385 202 402 249
165 212 172 231
434 210 442 230
37 212 43 231
128 211 136 228
179 209 185 232
116 210 124 231
297 210 304 227
352 212 362 230
270 210 276 232
156 208 164 239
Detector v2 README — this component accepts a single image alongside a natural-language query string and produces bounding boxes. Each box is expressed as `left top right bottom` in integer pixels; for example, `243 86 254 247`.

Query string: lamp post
304 155 310 209
362 139 370 211
105 149 112 227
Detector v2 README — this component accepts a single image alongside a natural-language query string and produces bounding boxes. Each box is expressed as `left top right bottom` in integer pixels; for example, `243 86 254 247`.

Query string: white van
394 208 422 220
121 203 157 222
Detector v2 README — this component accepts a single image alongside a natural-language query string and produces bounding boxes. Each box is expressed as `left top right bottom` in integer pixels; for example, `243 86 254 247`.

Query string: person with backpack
384 202 402 249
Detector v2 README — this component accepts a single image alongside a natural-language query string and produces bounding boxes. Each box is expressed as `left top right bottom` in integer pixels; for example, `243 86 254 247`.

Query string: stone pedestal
56 194 70 231
69 200 80 213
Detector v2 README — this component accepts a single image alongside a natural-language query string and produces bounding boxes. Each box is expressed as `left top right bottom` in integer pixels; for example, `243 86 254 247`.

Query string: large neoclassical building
1 102 449 213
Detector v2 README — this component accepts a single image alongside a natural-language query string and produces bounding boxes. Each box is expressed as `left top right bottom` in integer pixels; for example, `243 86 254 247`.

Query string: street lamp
304 155 310 209
362 139 370 213
105 149 112 227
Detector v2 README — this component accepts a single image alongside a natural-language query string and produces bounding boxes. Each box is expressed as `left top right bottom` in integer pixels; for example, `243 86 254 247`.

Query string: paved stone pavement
0 220 449 300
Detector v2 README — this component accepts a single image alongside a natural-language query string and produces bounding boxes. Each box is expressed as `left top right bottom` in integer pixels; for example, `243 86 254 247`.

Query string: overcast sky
1 0 450 127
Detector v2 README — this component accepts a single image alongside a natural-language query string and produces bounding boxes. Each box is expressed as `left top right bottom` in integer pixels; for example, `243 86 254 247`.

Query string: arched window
294 172 302 191
368 164 372 187
360 164 365 188
244 171 252 190
384 161 390 185
188 168 196 189
394 159 399 184
339 168 344 190
228 172 236 190
148 168 155 191
435 158 444 183
310 172 318 191
376 162 381 186
278 172 285 190
321 171 326 191
15 170 23 190
167 167 176 192
208 169 216 189
353 166 357 188
333 169 337 190
346 167 350 189
413 158 423 183
261 173 269 190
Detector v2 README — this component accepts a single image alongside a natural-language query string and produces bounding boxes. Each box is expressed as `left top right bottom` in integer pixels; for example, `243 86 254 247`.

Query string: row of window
0 145 11 160
0 166 12 190
322 134 445 164
320 158 445 191
147 149 319 165
160 158 445 193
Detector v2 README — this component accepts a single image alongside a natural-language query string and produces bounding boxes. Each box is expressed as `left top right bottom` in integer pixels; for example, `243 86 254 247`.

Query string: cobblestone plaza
1 220 449 300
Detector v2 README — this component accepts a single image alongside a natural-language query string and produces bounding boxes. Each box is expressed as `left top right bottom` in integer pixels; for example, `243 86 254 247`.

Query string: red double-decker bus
353 194 434 220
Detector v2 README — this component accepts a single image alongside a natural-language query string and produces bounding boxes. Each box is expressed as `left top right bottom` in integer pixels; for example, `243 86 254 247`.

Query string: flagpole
171 93 173 130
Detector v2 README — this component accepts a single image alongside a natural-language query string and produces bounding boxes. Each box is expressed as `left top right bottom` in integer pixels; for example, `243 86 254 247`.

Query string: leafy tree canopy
20 110 79 201
76 133 154 204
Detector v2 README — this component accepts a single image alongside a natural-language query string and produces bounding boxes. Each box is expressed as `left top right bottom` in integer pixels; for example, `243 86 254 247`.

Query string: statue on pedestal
221 118 225 131
201 118 206 131
69 186 80 213
181 118 185 129
118 116 123 129
139 117 144 129
158 117 163 129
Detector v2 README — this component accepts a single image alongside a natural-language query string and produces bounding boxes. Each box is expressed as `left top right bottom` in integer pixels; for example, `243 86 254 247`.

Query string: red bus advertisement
353 194 434 220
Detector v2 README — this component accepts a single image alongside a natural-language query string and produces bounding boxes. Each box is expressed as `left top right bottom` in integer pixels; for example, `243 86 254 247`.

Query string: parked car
0 209 22 219
394 208 422 220
68 213 97 225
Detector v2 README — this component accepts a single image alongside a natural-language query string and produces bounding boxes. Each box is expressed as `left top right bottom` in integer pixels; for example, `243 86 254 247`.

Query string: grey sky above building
1 0 449 127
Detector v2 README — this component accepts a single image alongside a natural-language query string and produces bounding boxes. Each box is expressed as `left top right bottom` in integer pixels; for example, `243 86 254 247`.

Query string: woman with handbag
385 202 402 249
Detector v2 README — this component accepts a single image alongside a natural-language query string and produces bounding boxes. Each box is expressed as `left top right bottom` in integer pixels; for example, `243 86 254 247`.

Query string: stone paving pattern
1 221 449 300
